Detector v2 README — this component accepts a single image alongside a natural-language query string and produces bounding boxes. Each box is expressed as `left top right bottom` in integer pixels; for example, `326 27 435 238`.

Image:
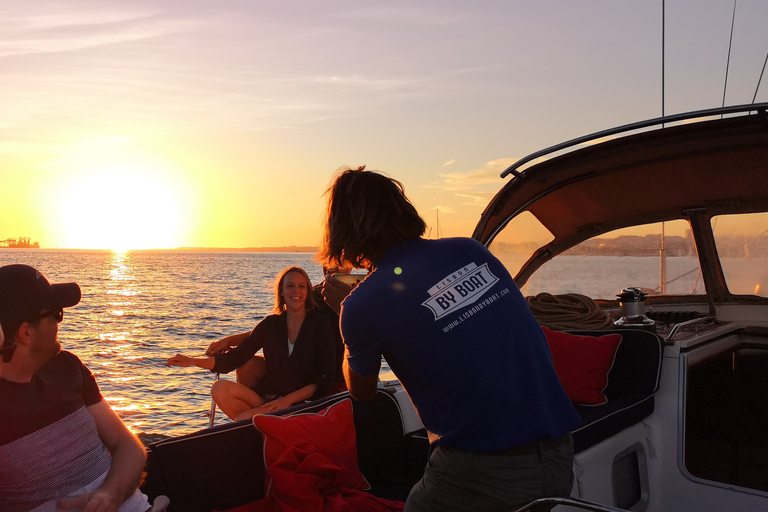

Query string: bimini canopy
473 104 768 284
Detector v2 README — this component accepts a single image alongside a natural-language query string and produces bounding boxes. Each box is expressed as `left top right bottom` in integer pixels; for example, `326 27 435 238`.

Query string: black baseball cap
0 264 81 333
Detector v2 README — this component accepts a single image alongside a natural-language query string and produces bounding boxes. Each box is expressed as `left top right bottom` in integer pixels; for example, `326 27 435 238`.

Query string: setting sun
43 147 196 250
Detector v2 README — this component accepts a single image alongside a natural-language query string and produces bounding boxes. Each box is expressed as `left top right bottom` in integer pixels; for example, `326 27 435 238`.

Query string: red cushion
252 398 370 494
542 327 622 405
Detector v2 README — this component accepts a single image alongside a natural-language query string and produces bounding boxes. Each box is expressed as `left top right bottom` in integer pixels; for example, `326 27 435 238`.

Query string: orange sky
2 1 767 250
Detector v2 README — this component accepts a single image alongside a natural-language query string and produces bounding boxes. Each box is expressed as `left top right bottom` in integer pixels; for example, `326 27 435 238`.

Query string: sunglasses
27 309 64 324
1 339 17 363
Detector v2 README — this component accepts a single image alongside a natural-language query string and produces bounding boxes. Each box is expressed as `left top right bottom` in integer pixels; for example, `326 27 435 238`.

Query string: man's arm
85 400 147 512
343 347 378 401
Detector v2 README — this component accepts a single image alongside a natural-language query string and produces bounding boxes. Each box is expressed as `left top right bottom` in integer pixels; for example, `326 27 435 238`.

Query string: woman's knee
211 379 236 401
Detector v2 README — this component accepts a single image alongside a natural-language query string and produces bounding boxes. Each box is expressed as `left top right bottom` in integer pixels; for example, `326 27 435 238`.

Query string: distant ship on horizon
1 236 40 249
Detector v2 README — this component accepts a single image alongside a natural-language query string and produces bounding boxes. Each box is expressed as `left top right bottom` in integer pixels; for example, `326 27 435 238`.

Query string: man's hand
79 488 121 512
321 275 354 315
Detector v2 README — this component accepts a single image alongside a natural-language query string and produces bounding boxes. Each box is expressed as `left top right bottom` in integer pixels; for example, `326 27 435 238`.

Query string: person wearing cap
0 264 151 512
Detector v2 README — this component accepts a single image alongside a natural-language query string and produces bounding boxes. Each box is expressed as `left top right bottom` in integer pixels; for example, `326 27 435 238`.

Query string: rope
526 293 614 331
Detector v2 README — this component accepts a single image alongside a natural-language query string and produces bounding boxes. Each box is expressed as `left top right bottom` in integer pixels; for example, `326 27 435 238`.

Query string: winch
614 287 656 333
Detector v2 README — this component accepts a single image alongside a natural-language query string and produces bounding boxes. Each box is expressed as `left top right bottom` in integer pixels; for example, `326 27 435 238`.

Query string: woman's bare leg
235 355 266 389
211 379 264 420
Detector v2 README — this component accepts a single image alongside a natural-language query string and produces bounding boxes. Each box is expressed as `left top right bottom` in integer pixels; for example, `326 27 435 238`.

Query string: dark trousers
404 434 574 512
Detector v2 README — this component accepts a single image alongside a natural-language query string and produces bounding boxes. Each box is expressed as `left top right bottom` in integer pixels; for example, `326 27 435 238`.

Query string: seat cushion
253 398 371 494
543 327 622 404
572 394 655 452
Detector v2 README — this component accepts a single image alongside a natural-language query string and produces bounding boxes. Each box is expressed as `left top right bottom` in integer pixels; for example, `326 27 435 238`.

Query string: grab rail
511 496 629 512
501 102 768 178
666 315 717 343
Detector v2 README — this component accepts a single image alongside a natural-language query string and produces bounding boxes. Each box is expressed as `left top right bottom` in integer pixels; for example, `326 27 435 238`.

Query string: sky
1 0 767 250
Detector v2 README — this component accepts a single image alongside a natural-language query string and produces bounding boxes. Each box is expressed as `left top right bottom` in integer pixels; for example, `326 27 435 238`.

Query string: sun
51 155 194 250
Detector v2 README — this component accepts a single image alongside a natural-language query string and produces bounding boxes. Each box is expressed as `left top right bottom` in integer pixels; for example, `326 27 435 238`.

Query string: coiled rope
526 292 614 331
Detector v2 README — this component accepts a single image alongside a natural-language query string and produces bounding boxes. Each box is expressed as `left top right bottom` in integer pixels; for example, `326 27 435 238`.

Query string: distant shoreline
1 246 319 252
171 246 319 253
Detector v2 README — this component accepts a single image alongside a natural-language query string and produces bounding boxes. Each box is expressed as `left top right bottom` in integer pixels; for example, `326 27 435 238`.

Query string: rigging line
661 0 665 120
722 0 737 117
665 267 700 286
752 50 768 103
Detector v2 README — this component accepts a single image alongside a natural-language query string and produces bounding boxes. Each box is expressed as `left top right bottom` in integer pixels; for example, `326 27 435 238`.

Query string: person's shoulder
396 236 482 254
261 313 282 326
48 350 85 369
435 236 484 249
37 350 93 382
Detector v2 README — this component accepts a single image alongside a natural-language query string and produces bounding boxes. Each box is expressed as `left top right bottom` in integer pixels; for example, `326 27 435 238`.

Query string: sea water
0 249 713 440
0 249 340 440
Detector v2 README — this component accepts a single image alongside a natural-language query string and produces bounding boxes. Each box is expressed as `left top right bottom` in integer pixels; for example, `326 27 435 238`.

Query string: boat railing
511 496 630 512
665 315 717 343
501 102 768 178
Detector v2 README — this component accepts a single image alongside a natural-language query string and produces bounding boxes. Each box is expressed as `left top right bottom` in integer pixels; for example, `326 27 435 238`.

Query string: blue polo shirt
341 237 579 451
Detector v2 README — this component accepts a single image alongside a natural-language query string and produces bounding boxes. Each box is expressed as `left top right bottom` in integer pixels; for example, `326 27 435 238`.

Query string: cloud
434 158 516 191
313 74 425 92
421 158 517 209
440 159 456 167
333 5 464 26
0 10 196 58
455 192 496 207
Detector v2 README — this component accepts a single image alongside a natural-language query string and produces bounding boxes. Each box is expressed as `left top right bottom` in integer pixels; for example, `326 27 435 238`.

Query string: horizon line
0 245 320 253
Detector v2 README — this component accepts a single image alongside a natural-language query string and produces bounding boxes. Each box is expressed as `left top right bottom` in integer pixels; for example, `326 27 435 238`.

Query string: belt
485 434 569 457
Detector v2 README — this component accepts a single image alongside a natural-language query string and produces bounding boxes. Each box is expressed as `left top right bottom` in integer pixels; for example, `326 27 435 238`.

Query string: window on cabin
488 211 555 280
489 218 703 300
711 213 768 298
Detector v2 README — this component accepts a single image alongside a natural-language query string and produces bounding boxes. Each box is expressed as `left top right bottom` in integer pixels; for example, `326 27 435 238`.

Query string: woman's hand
167 354 195 367
259 397 293 414
205 338 231 356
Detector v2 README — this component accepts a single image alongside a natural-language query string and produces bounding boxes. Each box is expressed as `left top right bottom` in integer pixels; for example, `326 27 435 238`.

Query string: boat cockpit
473 103 768 510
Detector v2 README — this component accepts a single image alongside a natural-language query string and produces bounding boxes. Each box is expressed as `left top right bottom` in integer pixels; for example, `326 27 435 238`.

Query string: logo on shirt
421 262 499 320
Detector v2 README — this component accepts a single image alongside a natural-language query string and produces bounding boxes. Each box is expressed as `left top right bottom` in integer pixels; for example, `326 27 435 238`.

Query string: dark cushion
142 418 264 512
567 329 663 452
572 395 655 452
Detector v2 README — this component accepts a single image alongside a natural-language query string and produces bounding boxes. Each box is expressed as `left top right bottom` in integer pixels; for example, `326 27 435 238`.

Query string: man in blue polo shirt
318 167 580 512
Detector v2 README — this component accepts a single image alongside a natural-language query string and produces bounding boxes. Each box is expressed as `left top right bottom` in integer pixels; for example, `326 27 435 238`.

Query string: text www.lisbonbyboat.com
442 288 510 332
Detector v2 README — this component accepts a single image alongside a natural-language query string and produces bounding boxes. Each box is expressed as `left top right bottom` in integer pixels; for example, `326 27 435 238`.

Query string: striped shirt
0 351 111 511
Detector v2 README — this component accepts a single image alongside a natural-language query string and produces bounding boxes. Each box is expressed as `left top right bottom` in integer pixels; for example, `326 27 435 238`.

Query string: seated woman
167 266 336 421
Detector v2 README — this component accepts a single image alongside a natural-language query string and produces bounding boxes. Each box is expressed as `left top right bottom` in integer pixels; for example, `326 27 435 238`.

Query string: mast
660 222 667 294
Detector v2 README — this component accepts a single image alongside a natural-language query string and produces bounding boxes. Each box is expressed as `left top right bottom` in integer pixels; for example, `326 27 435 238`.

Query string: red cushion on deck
255 398 370 494
543 327 622 405
220 398 405 512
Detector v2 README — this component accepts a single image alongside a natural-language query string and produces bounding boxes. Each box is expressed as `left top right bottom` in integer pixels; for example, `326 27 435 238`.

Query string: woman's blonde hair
273 266 316 314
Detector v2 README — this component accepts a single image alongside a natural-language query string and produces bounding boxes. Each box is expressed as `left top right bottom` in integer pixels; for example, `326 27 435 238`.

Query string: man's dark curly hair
319 166 426 269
